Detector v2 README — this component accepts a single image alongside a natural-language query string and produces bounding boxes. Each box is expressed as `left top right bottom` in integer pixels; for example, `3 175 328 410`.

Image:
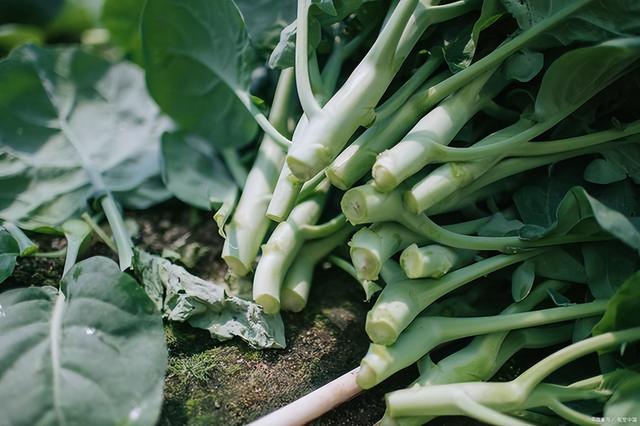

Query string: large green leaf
0 44 171 231
134 249 286 349
161 131 237 210
501 0 640 48
142 0 258 149
593 270 640 335
0 256 167 425
0 226 19 284
534 38 640 122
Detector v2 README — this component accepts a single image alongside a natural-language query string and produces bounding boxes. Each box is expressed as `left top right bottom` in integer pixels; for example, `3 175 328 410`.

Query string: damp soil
6 201 486 426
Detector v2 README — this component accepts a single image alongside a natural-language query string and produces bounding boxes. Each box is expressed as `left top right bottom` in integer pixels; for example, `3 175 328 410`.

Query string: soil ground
6 201 486 426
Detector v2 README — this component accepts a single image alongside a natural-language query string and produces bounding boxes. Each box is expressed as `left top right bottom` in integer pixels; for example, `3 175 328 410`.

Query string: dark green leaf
133 249 286 349
0 226 19 284
584 157 628 184
511 259 535 302
0 256 167 425
583 243 639 299
533 248 587 284
593 271 640 335
142 0 258 149
534 38 640 122
161 131 237 210
0 45 171 231
586 144 640 185
501 49 544 82
477 212 524 236
501 0 640 48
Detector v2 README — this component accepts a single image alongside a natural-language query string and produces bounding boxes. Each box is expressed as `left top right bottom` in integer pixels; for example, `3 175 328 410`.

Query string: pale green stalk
253 179 331 314
286 0 481 180
222 69 295 275
399 243 475 278
325 71 450 190
372 69 501 191
358 300 609 389
281 223 355 312
385 328 640 421
349 215 488 281
366 250 548 346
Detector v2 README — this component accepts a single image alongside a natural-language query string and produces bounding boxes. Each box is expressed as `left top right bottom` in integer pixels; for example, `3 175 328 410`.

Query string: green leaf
142 0 258 149
534 38 640 122
582 242 639 299
514 166 640 249
501 0 640 48
0 45 171 231
604 369 640 419
584 157 628 184
101 0 146 63
476 212 524 236
586 144 640 185
440 0 505 74
0 256 167 425
133 249 286 349
501 49 544 82
235 0 296 52
511 260 535 302
0 226 19 284
593 271 640 335
161 131 237 210
533 248 586 284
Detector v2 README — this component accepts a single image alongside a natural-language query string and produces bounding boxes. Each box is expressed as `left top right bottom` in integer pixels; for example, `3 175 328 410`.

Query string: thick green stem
223 69 295 275
399 244 475 278
349 215 488 281
428 120 640 163
515 327 640 391
342 182 609 252
359 300 608 389
426 140 640 216
253 179 331 314
325 71 450 190
366 250 547 345
281 224 355 312
371 70 502 192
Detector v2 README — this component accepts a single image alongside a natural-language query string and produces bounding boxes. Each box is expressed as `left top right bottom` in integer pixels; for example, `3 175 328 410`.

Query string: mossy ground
6 202 485 425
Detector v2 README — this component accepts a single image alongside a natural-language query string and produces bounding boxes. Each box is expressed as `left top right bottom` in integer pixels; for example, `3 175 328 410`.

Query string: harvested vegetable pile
1 0 640 425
